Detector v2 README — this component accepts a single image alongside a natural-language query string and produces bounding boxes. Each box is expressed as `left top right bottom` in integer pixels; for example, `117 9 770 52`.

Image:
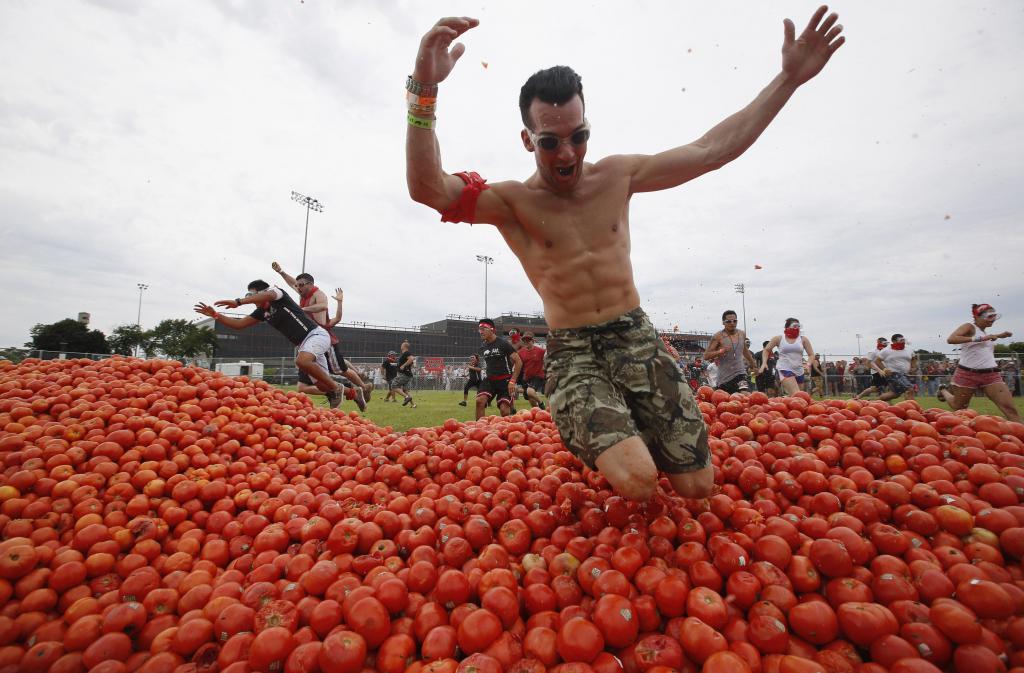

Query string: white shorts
297 327 342 376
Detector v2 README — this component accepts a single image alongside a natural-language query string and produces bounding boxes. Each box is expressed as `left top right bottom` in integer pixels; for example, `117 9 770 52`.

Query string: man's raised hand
194 302 217 318
414 17 479 85
271 261 282 273
782 5 845 86
334 288 344 302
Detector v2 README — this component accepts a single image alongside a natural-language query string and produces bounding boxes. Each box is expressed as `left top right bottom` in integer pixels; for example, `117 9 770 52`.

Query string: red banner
424 357 445 374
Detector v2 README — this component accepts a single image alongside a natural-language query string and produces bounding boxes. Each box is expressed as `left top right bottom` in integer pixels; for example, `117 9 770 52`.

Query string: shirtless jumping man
406 8 845 501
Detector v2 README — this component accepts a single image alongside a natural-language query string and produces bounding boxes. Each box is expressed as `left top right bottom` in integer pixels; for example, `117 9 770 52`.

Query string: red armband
439 171 490 224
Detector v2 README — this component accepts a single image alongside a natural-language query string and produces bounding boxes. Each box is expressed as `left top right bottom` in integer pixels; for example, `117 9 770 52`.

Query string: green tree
26 319 109 355
995 342 1024 355
108 324 148 356
144 319 217 359
0 347 27 364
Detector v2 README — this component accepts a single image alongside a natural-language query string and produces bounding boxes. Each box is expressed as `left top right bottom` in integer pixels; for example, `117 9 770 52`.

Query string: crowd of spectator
676 354 1021 398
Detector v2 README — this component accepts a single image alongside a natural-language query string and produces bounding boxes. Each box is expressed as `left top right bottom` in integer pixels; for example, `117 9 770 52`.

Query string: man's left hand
782 5 845 86
215 299 240 309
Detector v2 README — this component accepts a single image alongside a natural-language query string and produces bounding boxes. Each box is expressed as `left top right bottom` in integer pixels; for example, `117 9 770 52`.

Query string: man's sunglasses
723 319 737 324
529 125 590 152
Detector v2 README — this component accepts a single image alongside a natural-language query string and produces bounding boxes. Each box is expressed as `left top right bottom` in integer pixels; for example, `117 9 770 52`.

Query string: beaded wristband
406 75 438 97
407 112 436 130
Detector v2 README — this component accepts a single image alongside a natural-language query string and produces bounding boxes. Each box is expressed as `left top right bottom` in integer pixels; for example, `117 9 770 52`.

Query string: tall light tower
476 255 494 317
855 333 863 356
291 190 324 273
136 283 149 358
734 283 747 336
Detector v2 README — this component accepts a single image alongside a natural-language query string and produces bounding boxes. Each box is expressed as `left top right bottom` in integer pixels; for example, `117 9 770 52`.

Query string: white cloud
1 1 1021 357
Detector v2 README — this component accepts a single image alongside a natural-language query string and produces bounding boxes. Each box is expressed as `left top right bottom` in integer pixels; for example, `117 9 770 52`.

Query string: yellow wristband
407 113 435 130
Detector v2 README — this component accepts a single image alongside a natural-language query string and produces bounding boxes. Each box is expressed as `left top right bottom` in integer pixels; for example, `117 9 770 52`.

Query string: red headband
973 303 994 317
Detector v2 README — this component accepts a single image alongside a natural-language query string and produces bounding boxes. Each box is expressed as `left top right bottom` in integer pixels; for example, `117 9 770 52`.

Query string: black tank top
250 288 320 346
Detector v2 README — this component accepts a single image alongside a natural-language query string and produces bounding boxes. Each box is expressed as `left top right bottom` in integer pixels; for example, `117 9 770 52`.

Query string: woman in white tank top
939 303 1019 423
759 317 816 397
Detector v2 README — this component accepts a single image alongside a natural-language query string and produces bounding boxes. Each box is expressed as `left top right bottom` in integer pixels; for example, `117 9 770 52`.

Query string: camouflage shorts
544 308 710 473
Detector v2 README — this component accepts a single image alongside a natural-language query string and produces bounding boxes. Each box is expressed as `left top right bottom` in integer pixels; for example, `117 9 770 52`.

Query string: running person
873 333 918 401
459 354 483 406
938 303 1020 423
760 318 816 397
392 341 417 407
518 331 546 408
704 310 756 393
854 337 890 400
194 281 351 409
475 319 522 420
381 351 400 402
405 9 844 501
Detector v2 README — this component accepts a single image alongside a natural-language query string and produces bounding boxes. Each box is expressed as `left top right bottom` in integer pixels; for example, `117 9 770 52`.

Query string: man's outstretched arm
406 17 513 225
629 5 845 194
271 262 299 292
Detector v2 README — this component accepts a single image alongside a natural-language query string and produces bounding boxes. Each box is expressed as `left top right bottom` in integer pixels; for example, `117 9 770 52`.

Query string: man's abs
496 163 640 328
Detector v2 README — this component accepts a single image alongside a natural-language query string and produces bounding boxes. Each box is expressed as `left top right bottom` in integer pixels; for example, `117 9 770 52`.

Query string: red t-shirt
518 346 546 379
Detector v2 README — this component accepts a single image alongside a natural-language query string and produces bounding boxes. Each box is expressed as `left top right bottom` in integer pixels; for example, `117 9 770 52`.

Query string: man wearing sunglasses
704 310 756 394
271 262 371 409
194 280 355 409
406 8 844 503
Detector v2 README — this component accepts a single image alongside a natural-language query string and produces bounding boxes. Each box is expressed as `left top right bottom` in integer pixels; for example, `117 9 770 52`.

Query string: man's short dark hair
247 279 270 292
785 317 800 328
519 66 584 129
296 273 314 283
479 318 495 328
722 310 737 321
892 333 904 342
762 341 770 347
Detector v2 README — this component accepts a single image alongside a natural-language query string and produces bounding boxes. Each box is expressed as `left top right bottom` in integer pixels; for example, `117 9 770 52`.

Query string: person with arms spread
194 280 353 409
405 8 844 501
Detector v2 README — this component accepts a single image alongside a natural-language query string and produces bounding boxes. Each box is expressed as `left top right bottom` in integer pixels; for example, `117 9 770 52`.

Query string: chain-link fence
804 353 1022 398
5 348 1021 398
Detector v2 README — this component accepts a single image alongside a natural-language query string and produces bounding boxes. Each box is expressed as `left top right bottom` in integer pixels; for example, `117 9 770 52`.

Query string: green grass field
281 386 1024 433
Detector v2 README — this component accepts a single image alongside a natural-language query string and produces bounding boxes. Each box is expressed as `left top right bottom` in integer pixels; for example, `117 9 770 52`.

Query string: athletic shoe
539 402 546 410
362 383 373 402
458 401 467 407
353 386 367 412
326 388 343 409
402 396 412 407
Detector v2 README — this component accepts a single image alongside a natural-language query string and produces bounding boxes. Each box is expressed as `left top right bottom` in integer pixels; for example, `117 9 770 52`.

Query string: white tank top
777 336 805 374
959 325 996 369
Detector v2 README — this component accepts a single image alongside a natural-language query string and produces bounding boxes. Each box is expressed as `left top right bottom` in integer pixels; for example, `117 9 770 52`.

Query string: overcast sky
2 1 1022 357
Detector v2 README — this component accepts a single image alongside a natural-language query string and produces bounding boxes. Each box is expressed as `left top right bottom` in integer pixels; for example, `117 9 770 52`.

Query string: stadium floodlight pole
136 283 149 358
476 255 494 317
856 333 863 356
291 190 324 274
734 283 747 336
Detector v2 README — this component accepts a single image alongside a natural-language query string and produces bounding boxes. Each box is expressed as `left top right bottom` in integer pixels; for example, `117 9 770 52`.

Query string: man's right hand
271 262 282 273
194 302 217 318
414 17 479 85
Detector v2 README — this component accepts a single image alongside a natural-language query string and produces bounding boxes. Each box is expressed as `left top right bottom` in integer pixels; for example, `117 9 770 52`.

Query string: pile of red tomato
1 356 1024 673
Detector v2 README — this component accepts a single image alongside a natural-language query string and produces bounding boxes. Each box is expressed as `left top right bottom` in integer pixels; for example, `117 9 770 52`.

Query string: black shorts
717 375 750 394
523 377 545 392
755 372 775 390
871 372 886 387
478 376 514 406
464 379 481 395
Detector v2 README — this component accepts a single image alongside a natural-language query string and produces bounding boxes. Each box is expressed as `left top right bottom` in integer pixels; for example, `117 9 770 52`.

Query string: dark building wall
210 318 487 361
206 315 710 361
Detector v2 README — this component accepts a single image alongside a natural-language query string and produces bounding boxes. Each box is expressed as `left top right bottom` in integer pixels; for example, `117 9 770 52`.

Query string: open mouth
556 165 575 178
